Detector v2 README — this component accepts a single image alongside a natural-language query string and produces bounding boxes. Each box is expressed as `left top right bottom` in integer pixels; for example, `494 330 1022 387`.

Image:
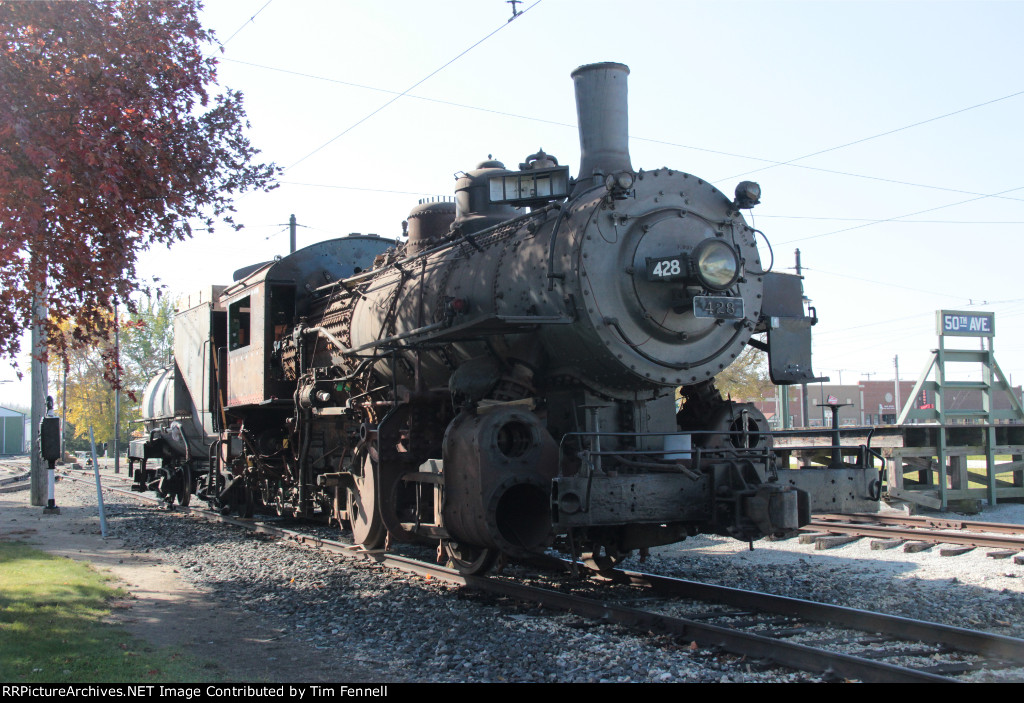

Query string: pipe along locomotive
129 63 877 573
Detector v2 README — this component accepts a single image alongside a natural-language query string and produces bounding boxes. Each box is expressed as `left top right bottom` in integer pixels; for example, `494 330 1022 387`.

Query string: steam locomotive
129 63 877 573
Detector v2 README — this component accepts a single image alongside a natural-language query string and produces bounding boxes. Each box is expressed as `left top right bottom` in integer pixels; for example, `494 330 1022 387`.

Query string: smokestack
571 62 632 193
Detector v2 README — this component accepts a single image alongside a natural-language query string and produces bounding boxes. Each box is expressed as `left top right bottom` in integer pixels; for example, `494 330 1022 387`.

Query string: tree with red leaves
50 295 175 452
0 0 277 368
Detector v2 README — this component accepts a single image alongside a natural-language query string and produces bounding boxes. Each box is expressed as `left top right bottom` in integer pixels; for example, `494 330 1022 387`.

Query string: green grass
0 542 211 682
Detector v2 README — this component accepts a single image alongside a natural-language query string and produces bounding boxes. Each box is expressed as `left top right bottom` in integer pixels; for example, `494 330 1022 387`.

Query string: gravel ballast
6 466 1024 683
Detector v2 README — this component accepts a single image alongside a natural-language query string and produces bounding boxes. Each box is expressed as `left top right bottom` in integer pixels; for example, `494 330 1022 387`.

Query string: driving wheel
443 540 498 575
348 454 385 549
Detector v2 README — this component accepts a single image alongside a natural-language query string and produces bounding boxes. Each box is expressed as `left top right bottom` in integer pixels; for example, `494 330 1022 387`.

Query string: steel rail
608 568 1024 665
66 471 1017 683
460 574 959 682
806 520 1024 551
0 471 29 486
817 512 1024 536
0 462 30 492
61 466 133 481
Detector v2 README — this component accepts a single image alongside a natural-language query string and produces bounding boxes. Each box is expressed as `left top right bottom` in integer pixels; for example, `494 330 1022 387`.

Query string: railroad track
0 460 30 490
805 513 1024 556
58 470 1024 682
591 568 1024 682
1 461 130 491
59 465 135 486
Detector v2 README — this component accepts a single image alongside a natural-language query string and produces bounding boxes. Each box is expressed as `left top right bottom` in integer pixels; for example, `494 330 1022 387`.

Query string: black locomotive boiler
129 63 878 573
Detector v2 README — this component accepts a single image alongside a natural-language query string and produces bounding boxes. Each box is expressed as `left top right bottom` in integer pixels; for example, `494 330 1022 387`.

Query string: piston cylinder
441 406 559 552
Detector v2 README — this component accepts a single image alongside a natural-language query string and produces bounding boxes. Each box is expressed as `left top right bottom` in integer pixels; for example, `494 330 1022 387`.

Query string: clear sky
3 0 1023 408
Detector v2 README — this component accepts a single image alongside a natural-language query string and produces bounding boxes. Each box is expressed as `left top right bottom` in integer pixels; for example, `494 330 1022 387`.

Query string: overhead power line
281 181 448 198
221 0 276 46
716 88 1024 182
780 185 1024 244
221 57 577 130
758 215 1024 224
805 267 972 301
813 311 934 338
744 162 1024 203
224 56 1024 205
286 0 543 171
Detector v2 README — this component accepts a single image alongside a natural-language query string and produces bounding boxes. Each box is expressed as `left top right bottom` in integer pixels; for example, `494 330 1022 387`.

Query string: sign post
88 426 108 538
39 396 60 515
897 310 1023 508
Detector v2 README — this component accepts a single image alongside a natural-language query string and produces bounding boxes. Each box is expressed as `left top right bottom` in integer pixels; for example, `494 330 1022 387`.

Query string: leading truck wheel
176 464 192 507
235 485 255 518
443 541 498 575
581 545 628 574
348 455 385 549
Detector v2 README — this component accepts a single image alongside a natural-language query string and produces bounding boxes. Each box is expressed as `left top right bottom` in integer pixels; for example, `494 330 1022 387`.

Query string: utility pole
61 363 67 463
114 298 120 474
893 355 901 423
780 380 791 429
289 214 297 254
29 251 48 506
778 248 806 430
795 248 809 428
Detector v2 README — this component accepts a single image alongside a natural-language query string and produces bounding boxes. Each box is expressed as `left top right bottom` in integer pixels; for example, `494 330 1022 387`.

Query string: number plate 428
645 255 686 281
693 295 744 319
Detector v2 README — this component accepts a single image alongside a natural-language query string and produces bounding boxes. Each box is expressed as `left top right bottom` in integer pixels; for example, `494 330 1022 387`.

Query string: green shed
0 406 26 456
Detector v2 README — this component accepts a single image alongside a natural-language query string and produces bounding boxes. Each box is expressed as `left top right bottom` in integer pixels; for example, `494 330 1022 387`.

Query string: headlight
692 239 740 290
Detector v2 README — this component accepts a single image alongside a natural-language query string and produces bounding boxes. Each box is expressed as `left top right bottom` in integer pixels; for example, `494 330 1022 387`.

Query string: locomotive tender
130 63 877 573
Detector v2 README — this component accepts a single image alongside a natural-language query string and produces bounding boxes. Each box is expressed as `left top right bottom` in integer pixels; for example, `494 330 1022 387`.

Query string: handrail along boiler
129 63 878 573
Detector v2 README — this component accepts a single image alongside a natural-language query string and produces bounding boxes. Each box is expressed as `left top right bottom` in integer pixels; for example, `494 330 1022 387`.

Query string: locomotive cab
220 235 395 408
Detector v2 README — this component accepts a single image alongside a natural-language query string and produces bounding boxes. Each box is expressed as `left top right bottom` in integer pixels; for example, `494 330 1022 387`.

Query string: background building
755 381 1024 429
0 406 26 455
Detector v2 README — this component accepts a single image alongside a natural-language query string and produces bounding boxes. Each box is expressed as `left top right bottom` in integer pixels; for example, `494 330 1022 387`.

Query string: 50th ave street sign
937 310 995 337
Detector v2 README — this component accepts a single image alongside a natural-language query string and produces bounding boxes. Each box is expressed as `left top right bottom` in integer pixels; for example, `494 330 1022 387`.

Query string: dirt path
0 477 385 683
